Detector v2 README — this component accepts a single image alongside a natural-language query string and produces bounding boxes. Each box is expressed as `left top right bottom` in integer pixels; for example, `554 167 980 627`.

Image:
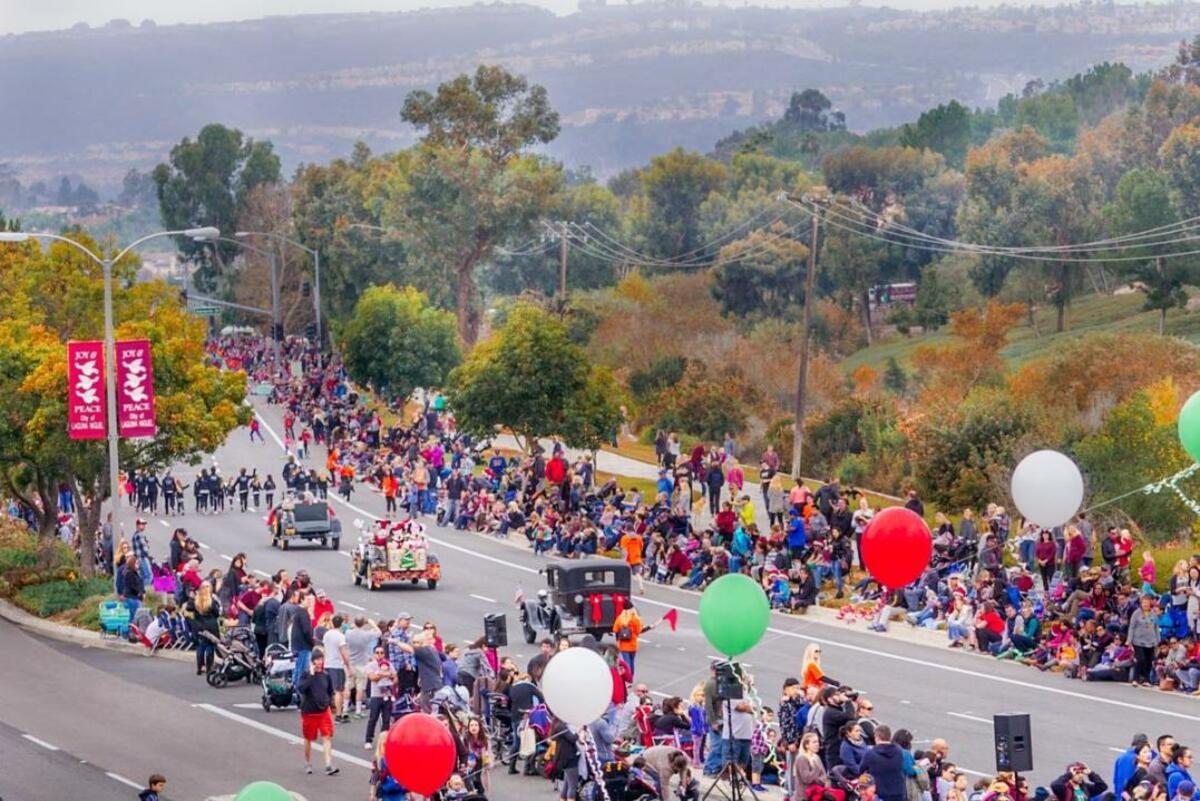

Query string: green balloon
1180 390 1200 463
699 573 770 657
234 781 293 801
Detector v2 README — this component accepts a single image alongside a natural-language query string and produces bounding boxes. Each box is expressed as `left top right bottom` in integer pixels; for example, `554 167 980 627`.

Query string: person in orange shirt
612 605 644 675
619 530 646 595
381 473 398 516
801 643 834 691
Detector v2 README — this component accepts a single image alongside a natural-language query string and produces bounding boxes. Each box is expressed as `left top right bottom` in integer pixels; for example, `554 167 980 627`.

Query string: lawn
841 290 1200 374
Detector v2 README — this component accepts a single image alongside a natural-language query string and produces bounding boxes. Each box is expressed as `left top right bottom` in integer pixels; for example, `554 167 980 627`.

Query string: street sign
189 305 220 317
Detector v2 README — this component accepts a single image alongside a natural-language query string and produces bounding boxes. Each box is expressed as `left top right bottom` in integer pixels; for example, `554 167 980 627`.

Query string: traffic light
272 322 284 341
301 281 311 298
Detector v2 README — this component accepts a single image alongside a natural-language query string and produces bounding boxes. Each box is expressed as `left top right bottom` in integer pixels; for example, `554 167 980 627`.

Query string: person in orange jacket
381 473 398 516
613 605 644 675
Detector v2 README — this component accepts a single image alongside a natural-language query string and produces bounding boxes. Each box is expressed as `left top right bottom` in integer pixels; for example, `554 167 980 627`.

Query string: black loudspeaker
484 613 508 648
993 714 1033 773
714 662 744 700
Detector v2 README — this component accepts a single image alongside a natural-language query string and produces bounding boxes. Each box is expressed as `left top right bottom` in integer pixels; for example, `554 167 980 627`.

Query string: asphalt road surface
3 398 1197 800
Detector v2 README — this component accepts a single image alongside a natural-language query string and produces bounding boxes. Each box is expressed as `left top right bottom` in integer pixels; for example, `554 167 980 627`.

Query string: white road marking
339 600 366 611
106 772 143 789
1108 747 1128 754
253 569 270 578
649 690 670 698
946 712 990 724
339 551 352 557
469 594 497 603
639 636 652 643
158 520 170 527
960 768 991 778
21 734 59 751
255 407 1200 725
197 541 211 550
233 702 267 709
192 703 372 769
220 553 233 561
900 700 912 705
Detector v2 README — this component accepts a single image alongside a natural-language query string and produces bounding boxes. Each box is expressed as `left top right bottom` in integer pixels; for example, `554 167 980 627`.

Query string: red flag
662 608 679 632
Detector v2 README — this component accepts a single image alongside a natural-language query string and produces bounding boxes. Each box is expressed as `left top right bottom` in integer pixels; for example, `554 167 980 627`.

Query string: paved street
2 398 1197 801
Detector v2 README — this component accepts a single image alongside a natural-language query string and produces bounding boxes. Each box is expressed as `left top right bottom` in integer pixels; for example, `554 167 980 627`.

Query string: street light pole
101 258 121 528
0 226 218 551
792 196 825 480
235 231 322 349
270 249 281 368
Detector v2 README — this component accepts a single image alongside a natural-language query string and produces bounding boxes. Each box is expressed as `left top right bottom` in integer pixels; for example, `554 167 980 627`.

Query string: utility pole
792 196 824 480
559 220 569 300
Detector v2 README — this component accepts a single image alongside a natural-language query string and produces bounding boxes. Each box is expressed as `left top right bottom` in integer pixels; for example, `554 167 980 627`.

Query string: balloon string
1082 462 1200 515
579 725 612 801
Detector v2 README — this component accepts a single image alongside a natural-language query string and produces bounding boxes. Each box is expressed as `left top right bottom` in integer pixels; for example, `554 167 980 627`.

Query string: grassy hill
841 290 1200 374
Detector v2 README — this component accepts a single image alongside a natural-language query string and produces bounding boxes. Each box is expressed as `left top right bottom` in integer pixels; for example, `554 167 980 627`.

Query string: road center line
946 712 990 724
220 553 233 561
197 541 211 550
192 703 372 769
469 593 497 603
253 408 1200 725
253 569 270 577
339 600 366 611
21 733 59 751
158 520 170 527
106 772 143 789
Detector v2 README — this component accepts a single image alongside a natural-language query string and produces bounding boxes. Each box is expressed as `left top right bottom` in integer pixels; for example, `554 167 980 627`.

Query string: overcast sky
0 0 1112 36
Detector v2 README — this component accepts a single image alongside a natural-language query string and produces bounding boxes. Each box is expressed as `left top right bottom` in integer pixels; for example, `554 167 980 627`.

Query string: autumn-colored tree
0 235 247 575
910 300 1026 405
1010 332 1200 435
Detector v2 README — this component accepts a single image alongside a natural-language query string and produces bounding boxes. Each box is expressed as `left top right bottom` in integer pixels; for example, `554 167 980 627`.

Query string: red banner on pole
115 339 157 438
67 340 107 440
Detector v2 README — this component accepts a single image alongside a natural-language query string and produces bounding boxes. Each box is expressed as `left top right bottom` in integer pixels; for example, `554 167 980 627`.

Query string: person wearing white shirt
322 615 352 723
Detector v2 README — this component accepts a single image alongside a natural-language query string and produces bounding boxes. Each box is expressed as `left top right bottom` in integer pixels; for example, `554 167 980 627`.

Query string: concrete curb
0 596 193 663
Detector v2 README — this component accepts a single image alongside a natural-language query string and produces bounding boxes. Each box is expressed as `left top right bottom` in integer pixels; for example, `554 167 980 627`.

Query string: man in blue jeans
721 698 755 782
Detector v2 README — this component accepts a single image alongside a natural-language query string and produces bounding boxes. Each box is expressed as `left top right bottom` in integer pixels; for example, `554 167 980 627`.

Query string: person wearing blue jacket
786 510 807 562
1167 746 1194 800
840 720 871 778
1112 734 1151 796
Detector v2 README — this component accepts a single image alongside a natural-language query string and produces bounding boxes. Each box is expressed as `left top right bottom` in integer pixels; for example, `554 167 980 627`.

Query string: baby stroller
201 627 261 688
260 644 295 711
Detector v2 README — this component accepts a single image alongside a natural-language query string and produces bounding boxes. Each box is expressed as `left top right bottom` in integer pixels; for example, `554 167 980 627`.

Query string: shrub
0 547 37 576
15 578 113 618
70 594 117 631
836 453 870 486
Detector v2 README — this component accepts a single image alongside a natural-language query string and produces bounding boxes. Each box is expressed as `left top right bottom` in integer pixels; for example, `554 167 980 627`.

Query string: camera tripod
701 697 760 801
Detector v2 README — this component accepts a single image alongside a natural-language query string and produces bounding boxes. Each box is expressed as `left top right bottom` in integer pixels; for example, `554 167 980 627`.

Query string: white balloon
540 646 612 727
1010 449 1084 528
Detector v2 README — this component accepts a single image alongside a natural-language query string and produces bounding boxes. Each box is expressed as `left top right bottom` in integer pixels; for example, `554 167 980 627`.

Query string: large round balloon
1179 390 1200 463
861 507 933 589
385 712 456 796
699 573 770 658
1010 449 1084 528
233 782 294 801
542 646 613 726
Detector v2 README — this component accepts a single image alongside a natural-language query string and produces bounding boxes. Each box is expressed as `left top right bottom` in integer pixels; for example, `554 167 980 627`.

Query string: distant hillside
3 1 1199 193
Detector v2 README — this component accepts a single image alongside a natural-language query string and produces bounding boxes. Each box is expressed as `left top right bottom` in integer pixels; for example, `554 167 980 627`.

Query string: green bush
70 594 117 631
836 453 870 487
0 547 37 576
15 578 113 618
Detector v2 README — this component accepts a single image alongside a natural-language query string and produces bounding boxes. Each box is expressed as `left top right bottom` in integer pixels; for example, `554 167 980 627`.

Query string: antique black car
518 558 632 643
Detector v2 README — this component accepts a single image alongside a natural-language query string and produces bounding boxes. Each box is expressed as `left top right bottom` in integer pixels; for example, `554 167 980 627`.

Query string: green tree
710 223 809 320
633 148 727 260
0 235 247 575
291 143 410 322
913 267 955 330
1102 168 1193 334
883 356 908 396
900 100 972 168
449 303 621 450
392 66 563 344
782 89 846 132
1015 90 1080 150
1076 390 1195 537
153 123 280 290
341 285 461 399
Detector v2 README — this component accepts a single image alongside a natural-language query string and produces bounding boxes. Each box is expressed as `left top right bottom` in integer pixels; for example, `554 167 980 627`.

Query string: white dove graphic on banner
121 356 149 402
74 357 101 405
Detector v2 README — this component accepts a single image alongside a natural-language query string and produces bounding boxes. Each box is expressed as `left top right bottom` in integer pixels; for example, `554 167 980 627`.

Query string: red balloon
861 507 932 589
384 712 456 796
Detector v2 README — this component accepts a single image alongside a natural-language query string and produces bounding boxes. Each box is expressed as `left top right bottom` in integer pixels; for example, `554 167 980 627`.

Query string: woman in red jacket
973 601 1005 654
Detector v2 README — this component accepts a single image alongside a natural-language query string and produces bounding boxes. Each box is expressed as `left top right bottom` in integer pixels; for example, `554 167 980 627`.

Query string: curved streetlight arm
235 230 316 257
